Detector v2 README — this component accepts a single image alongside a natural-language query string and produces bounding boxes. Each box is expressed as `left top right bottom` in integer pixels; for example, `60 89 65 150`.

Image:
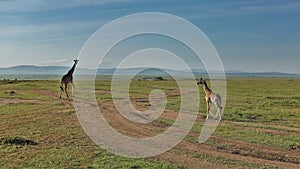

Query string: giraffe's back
61 74 73 83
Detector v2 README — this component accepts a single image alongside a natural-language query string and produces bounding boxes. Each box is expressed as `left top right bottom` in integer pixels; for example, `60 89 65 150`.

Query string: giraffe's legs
205 95 212 119
205 98 211 120
211 99 222 120
217 104 223 119
59 83 64 99
216 95 223 119
65 83 69 98
71 82 75 97
60 86 62 99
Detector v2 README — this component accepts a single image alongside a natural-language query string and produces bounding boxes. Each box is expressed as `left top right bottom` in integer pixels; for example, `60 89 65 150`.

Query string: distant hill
0 65 299 79
0 65 205 76
225 71 300 77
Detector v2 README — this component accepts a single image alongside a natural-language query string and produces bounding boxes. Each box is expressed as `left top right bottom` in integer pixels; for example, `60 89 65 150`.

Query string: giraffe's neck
202 81 211 94
67 62 77 75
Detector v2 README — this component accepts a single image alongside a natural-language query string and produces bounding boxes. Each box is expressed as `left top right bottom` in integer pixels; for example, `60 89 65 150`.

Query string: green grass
215 125 300 150
0 79 189 168
1 77 300 168
92 152 186 169
190 153 271 169
224 78 300 124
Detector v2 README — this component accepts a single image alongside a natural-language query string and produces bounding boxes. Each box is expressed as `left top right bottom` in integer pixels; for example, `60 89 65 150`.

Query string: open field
0 77 300 168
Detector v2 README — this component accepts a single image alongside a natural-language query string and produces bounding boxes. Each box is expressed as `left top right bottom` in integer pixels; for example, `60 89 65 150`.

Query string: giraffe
59 59 79 99
197 78 222 119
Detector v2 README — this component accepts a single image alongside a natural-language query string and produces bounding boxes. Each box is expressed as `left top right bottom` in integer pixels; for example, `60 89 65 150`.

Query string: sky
0 0 300 73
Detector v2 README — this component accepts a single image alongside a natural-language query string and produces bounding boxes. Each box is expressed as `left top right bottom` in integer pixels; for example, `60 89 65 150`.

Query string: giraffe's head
73 59 79 64
197 78 204 85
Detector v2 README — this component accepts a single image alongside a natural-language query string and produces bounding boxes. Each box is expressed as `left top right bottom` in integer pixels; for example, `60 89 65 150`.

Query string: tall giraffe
59 59 79 99
197 78 222 119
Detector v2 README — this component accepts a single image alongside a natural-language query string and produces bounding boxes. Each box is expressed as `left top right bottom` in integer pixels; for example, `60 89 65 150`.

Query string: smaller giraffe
60 59 79 99
197 78 222 119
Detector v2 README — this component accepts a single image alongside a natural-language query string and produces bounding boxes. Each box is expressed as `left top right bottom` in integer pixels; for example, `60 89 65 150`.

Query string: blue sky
0 0 299 73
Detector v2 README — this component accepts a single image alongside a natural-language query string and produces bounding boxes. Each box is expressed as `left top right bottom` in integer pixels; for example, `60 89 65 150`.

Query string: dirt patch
0 98 41 106
29 89 74 106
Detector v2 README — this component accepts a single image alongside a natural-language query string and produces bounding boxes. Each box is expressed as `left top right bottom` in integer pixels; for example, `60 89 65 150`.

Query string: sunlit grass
1 77 300 168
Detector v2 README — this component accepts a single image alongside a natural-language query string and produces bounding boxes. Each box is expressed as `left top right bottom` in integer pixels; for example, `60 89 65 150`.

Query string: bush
155 76 164 81
3 136 37 146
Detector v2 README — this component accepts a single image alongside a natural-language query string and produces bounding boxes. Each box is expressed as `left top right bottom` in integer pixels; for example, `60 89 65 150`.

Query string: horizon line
0 64 299 75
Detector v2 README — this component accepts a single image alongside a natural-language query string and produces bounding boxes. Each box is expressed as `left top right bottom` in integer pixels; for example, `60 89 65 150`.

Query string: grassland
0 77 300 168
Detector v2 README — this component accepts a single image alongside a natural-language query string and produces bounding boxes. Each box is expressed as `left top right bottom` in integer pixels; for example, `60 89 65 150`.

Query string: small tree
155 76 164 81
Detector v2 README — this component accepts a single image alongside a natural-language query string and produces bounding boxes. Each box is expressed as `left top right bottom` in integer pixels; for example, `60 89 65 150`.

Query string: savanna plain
0 77 300 168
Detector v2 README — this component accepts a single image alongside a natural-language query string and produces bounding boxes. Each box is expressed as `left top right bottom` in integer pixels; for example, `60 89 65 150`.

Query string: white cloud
0 21 104 39
239 1 300 13
0 0 135 13
0 59 5 67
100 59 112 67
41 59 71 66
184 1 300 20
